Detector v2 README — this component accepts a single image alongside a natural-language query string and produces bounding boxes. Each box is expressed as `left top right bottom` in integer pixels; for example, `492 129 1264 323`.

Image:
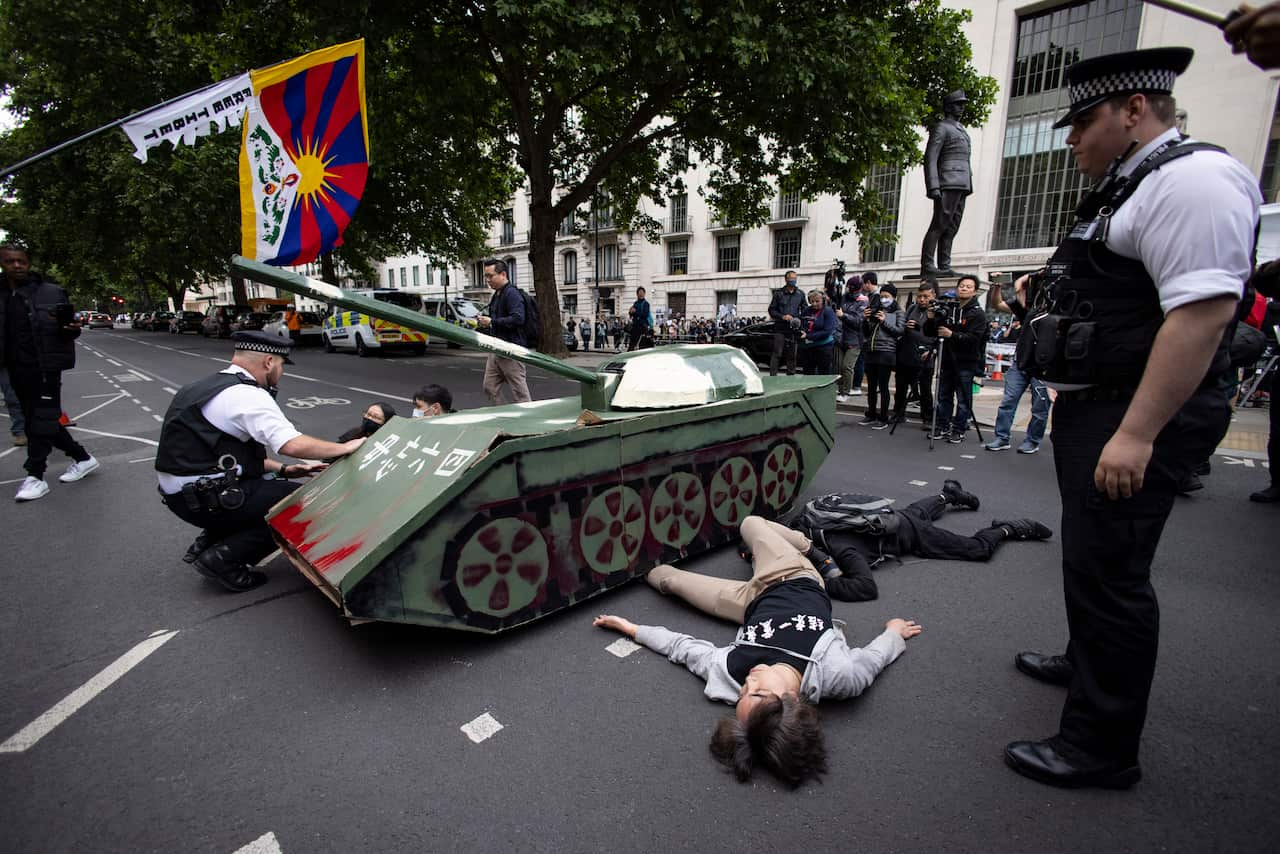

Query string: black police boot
182 532 213 564
1176 472 1204 494
1250 483 1280 503
992 518 1053 541
941 479 980 511
192 542 269 593
1004 736 1141 790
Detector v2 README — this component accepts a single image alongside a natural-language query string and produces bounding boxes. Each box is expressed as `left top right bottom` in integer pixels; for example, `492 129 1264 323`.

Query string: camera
927 297 962 328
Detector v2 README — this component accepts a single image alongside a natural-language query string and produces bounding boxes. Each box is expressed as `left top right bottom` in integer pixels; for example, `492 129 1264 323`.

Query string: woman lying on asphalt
593 515 922 789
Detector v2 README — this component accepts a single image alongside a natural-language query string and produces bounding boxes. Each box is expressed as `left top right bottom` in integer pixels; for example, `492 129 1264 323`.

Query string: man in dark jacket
896 283 935 426
924 275 987 443
835 276 867 401
476 258 532 404
768 270 807 376
1 244 98 502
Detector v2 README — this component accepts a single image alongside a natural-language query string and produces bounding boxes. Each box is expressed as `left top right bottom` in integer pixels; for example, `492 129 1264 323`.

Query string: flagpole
0 78 233 180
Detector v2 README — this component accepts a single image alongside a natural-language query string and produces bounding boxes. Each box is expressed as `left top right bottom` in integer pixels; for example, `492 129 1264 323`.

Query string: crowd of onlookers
561 312 765 351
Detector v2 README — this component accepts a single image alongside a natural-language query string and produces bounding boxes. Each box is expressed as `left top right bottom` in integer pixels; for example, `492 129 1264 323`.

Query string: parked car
146 311 175 331
201 305 252 338
231 311 271 332
263 310 324 344
169 311 205 334
132 312 152 330
719 321 776 367
86 312 114 329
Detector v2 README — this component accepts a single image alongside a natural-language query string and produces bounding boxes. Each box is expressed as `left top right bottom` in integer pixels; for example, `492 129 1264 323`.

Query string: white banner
122 73 253 163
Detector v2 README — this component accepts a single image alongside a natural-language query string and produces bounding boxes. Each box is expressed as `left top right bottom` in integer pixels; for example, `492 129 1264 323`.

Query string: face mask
361 418 382 435
785 280 797 288
880 297 894 307
411 408 425 418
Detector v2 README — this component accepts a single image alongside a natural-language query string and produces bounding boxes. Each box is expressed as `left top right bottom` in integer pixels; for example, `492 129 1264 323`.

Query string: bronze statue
920 90 972 278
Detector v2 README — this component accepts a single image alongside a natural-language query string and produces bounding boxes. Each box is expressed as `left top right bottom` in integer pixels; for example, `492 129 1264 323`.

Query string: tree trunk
231 275 249 306
320 252 338 285
527 180 567 355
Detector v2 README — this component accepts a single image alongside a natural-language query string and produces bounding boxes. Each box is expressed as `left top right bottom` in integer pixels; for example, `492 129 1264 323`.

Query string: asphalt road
1 326 1277 854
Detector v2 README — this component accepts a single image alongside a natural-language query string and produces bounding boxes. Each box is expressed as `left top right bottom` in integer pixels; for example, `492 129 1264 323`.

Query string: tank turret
232 257 835 632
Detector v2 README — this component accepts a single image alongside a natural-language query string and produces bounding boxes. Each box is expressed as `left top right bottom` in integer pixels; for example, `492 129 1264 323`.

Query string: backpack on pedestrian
518 288 541 351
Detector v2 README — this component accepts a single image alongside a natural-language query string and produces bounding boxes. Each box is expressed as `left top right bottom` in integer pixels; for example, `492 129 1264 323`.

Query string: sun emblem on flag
293 137 340 213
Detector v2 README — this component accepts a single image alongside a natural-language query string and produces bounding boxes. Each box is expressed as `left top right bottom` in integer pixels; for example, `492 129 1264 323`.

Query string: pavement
0 326 1276 854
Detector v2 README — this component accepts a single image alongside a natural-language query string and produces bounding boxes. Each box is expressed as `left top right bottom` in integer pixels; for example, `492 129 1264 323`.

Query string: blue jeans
0 366 25 436
993 363 1050 445
936 365 975 434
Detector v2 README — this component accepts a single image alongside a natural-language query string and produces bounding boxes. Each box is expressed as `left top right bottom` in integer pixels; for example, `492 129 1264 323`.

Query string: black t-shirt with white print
727 578 832 683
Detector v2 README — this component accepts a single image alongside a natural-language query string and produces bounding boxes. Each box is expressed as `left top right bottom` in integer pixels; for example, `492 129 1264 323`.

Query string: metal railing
664 215 693 234
772 196 808 221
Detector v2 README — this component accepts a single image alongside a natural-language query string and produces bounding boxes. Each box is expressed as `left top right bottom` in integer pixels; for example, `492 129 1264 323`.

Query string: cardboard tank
232 257 836 633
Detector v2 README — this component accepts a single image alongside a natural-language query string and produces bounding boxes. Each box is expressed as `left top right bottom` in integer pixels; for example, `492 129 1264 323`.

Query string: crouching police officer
1005 48 1261 789
155 331 366 592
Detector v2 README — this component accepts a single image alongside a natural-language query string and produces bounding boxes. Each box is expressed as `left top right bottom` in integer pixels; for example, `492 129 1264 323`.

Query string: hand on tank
886 618 922 640
593 614 638 638
341 435 367 455
1094 430 1152 500
290 462 328 478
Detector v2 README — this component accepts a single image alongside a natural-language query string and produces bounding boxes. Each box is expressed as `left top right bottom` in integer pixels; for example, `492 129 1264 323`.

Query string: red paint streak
313 540 363 572
269 503 312 546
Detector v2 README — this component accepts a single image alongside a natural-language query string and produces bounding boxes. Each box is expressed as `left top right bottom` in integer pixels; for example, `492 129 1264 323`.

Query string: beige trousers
483 354 532 404
647 516 825 624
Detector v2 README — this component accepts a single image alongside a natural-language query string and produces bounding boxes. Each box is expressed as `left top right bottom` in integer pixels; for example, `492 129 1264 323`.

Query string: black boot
192 542 269 593
1250 483 1280 503
992 518 1053 541
182 532 213 564
941 479 980 511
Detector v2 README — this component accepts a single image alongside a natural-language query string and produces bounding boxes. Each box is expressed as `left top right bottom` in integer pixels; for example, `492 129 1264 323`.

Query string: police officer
1004 49 1261 788
156 331 366 592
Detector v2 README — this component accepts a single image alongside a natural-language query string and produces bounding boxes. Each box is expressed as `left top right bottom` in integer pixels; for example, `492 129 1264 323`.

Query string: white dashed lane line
461 713 504 744
961 454 976 459
909 480 929 486
162 387 176 395
938 466 955 471
105 359 121 367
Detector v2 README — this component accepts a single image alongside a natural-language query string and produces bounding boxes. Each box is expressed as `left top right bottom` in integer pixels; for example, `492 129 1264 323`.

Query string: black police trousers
1050 386 1228 762
161 476 299 567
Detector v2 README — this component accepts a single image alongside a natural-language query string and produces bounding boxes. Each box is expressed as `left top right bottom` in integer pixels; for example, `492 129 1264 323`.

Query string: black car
169 311 204 334
147 311 175 331
231 311 271 332
720 321 777 366
201 305 252 338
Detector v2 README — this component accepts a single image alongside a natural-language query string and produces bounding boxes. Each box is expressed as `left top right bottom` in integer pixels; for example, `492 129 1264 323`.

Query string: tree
0 0 516 308
417 0 996 353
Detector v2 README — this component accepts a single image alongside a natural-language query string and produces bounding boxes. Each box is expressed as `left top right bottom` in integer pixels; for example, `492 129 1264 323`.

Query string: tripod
922 335 984 450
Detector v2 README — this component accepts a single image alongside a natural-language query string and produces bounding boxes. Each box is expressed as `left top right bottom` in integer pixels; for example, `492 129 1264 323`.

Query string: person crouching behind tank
338 402 396 442
593 515 922 788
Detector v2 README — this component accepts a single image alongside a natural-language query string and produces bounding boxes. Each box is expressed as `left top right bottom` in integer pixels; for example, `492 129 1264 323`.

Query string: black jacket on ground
1 272 79 373
923 298 986 370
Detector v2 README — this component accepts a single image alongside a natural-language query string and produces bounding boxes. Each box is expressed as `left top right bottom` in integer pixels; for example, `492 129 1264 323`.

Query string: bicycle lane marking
0 630 179 753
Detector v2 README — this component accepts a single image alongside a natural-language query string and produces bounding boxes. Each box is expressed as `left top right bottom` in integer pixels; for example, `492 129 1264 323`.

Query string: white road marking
0 446 21 460
162 387 176 394
0 476 27 485
1220 455 1256 468
105 359 121 367
180 352 201 357
66 426 159 446
129 456 156 464
114 374 141 383
908 480 929 486
960 454 976 460
140 406 152 413
0 630 179 753
461 713 504 744
152 414 163 422
348 386 413 403
938 466 955 471
232 832 283 854
70 391 128 422
605 638 641 658
129 397 140 404
81 393 120 399
128 369 153 382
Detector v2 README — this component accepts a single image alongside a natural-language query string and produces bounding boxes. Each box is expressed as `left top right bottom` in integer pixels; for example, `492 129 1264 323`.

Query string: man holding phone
0 243 98 502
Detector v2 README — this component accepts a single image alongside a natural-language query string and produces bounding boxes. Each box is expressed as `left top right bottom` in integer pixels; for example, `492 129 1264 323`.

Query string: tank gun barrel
231 256 601 388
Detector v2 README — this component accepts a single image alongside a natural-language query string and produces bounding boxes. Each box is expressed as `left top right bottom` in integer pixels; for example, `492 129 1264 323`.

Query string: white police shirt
156 365 302 493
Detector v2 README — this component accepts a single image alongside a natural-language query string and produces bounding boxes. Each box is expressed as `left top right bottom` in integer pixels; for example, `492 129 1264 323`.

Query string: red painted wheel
759 440 801 512
709 456 757 528
579 486 646 574
649 472 706 549
456 518 550 617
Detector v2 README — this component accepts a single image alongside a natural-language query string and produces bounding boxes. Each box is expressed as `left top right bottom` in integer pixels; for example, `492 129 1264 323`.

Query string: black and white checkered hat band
236 341 290 356
1069 69 1176 103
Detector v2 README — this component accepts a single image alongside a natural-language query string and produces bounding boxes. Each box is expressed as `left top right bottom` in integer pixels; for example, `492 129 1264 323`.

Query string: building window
471 260 486 290
716 233 741 272
598 244 622 281
563 294 577 314
558 211 576 237
387 268 395 287
424 266 434 287
861 165 903 263
774 227 801 269
668 292 687 316
777 190 805 220
412 265 420 287
503 256 517 288
668 193 689 233
400 267 407 288
598 287 615 316
715 290 738 311
992 0 1143 250
563 250 578 285
501 208 515 245
671 138 689 171
668 239 688 275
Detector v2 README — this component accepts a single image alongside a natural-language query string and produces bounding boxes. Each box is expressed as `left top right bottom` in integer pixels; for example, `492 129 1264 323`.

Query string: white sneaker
59 456 100 483
850 388 862 396
836 394 850 403
15 476 49 501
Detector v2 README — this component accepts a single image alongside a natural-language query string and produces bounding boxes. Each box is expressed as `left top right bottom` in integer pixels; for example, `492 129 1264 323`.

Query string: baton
1141 0 1245 28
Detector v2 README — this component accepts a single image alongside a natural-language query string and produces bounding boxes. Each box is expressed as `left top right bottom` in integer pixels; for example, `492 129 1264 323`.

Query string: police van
322 289 429 356
419 296 483 348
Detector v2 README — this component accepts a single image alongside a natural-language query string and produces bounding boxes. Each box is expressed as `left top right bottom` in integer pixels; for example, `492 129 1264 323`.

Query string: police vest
155 372 269 477
1019 139 1234 387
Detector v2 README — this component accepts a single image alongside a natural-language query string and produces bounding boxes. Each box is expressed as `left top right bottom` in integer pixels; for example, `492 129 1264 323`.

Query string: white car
263 310 324 344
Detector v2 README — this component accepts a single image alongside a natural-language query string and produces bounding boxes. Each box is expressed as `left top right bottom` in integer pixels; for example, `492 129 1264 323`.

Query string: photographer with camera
1 243 100 502
896 282 936 427
859 282 903 429
924 275 987 443
156 331 366 593
835 276 868 402
768 271 807 376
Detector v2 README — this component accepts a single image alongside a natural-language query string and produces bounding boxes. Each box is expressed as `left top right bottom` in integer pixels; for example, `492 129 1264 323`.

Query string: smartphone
54 303 75 326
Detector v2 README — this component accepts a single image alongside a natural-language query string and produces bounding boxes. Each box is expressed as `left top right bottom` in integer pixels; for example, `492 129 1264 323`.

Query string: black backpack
791 492 900 539
517 287 541 350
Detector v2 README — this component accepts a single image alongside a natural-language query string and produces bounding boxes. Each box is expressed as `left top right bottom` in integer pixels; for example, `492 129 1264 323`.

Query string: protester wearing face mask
339 402 397 442
859 283 904 429
411 384 454 418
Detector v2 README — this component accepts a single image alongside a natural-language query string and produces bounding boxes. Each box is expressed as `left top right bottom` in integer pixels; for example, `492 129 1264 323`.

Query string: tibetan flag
239 39 369 266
